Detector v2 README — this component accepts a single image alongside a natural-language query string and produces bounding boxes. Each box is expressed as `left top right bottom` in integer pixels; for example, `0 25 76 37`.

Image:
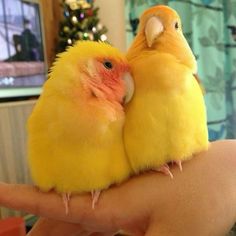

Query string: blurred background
0 0 235 234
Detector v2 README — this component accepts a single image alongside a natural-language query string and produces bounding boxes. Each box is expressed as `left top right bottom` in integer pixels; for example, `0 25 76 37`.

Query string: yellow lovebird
124 5 209 177
28 41 134 212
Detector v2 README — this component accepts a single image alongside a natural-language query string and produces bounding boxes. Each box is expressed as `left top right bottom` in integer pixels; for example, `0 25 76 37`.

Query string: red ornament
86 9 93 16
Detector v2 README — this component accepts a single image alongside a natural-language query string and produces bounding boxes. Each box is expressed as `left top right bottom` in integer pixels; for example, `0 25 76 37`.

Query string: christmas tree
57 0 108 53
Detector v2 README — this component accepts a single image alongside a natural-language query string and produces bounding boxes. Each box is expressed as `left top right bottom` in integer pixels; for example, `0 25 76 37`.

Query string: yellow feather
28 41 131 193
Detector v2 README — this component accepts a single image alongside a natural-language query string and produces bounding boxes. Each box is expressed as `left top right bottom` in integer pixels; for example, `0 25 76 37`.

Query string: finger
0 183 100 225
0 180 148 232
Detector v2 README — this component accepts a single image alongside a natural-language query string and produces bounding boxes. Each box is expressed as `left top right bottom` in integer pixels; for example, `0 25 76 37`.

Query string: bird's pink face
83 57 134 105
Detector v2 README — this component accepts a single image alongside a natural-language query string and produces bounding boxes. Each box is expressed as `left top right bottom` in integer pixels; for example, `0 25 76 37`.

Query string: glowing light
71 16 78 24
92 27 97 33
80 13 85 19
67 38 72 45
100 34 107 41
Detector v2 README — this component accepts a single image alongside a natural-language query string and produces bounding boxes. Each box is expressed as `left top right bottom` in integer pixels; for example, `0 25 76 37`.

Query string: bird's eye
175 22 179 30
103 61 113 70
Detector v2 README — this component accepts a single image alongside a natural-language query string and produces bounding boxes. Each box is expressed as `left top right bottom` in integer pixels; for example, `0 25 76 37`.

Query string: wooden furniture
40 0 62 67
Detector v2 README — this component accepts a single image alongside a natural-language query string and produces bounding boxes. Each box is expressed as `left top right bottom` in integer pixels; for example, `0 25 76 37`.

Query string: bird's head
128 5 197 73
49 41 134 106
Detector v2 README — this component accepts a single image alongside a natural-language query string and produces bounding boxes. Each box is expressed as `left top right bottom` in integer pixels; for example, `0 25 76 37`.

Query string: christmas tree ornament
65 0 79 10
64 10 70 17
92 26 97 33
79 12 85 20
83 32 89 39
63 26 70 33
70 2 80 10
78 0 91 9
65 0 91 10
100 34 107 41
67 38 72 45
65 0 75 4
86 9 93 16
71 15 78 24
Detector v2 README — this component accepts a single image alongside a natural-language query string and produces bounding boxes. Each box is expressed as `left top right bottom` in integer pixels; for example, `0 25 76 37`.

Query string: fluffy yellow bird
124 5 209 177
28 41 134 212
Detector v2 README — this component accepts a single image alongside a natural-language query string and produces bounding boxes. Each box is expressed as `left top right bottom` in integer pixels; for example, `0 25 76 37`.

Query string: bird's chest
129 82 204 136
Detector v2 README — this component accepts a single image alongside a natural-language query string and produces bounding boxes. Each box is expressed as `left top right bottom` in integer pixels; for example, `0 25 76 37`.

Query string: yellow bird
28 41 134 212
124 5 209 177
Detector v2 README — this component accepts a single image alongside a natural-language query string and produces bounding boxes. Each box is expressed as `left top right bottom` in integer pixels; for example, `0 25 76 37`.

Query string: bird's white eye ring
103 61 113 70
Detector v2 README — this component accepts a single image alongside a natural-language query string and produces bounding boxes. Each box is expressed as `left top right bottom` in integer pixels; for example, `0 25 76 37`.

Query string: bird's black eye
103 61 113 70
175 22 179 30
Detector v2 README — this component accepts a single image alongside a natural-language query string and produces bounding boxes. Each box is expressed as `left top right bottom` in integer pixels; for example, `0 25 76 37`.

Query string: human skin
0 140 236 236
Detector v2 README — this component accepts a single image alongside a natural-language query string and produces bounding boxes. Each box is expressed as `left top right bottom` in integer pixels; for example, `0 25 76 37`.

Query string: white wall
95 0 126 52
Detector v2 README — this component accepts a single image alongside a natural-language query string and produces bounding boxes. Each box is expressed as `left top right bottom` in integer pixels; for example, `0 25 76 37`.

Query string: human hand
0 140 236 236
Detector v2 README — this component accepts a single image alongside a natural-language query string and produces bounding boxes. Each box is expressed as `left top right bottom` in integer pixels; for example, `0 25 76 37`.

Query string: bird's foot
91 190 101 209
174 160 183 171
62 193 71 215
173 160 183 172
153 164 174 179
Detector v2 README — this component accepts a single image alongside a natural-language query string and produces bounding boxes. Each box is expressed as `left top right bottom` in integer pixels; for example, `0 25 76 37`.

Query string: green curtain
125 0 236 141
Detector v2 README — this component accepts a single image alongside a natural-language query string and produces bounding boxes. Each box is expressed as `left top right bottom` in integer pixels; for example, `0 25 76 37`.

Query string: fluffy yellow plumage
124 6 209 174
28 41 134 207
